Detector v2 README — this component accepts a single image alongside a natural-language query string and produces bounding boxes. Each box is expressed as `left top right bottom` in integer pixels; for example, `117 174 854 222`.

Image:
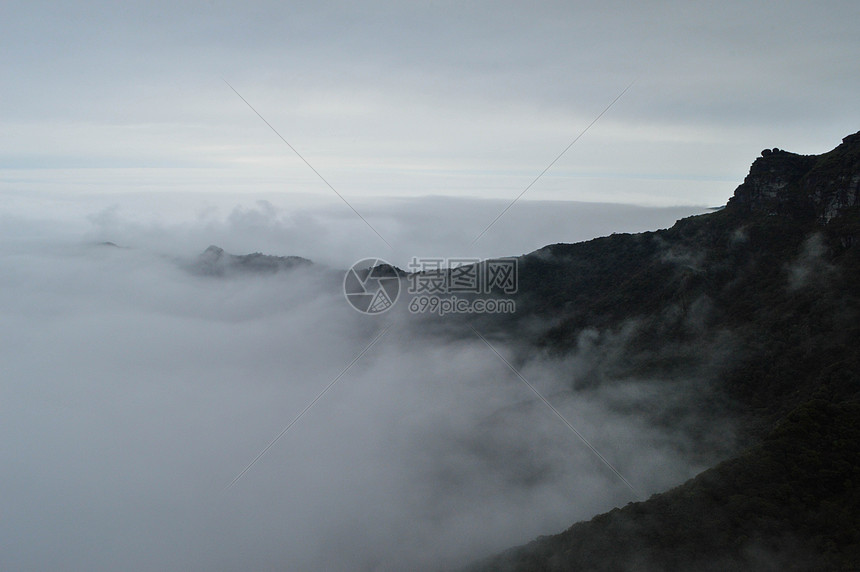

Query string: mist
0 197 730 571
1 191 709 268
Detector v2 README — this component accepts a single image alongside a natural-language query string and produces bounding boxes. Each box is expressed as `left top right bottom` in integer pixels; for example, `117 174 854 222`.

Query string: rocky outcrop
728 131 860 224
729 149 816 218
802 132 860 223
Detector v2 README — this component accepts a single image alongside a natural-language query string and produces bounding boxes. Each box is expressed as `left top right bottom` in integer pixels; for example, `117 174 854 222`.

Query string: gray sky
3 0 858 211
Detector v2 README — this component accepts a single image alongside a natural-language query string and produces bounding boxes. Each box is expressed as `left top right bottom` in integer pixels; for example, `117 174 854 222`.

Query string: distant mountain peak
193 245 312 276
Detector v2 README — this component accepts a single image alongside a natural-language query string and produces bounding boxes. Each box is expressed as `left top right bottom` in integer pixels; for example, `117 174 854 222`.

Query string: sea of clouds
0 193 722 570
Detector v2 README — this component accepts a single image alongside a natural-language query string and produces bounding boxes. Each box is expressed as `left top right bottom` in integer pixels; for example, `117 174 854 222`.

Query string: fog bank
0 198 727 571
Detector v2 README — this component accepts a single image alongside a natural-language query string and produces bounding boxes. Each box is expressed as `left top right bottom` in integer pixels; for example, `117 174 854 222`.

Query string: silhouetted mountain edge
465 130 860 570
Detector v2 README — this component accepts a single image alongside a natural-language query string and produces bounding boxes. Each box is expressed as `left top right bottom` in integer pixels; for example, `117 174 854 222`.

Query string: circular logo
343 258 401 314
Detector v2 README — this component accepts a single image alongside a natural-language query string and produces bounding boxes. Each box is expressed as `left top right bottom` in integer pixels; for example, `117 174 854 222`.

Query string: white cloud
0 189 710 267
0 206 734 571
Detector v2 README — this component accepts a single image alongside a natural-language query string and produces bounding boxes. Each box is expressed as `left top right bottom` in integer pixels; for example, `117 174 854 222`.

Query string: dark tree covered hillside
466 131 860 571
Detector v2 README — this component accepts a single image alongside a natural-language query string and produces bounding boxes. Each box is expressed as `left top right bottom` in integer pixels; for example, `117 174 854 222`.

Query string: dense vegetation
472 400 860 571
466 132 860 570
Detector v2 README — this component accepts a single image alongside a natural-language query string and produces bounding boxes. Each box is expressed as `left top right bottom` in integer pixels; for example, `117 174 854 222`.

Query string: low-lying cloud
1 190 709 268
0 197 730 571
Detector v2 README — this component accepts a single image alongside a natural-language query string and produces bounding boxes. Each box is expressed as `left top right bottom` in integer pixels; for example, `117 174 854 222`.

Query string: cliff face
729 131 860 224
805 131 860 223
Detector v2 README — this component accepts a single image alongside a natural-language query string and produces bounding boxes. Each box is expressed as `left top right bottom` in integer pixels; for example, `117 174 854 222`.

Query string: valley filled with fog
0 197 724 571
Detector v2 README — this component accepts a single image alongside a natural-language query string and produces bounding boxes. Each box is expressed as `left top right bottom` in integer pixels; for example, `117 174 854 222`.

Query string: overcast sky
3 0 858 211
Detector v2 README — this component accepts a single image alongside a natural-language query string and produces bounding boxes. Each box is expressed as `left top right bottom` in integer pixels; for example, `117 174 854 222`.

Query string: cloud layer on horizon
1 191 710 268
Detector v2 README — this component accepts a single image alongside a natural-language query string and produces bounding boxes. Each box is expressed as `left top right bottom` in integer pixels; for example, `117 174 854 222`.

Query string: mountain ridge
191 244 313 276
465 130 860 570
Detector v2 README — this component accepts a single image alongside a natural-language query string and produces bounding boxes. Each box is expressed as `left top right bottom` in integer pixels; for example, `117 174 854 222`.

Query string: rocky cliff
729 131 860 224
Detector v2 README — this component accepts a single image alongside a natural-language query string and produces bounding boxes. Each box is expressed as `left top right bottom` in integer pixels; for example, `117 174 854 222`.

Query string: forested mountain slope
467 132 860 570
